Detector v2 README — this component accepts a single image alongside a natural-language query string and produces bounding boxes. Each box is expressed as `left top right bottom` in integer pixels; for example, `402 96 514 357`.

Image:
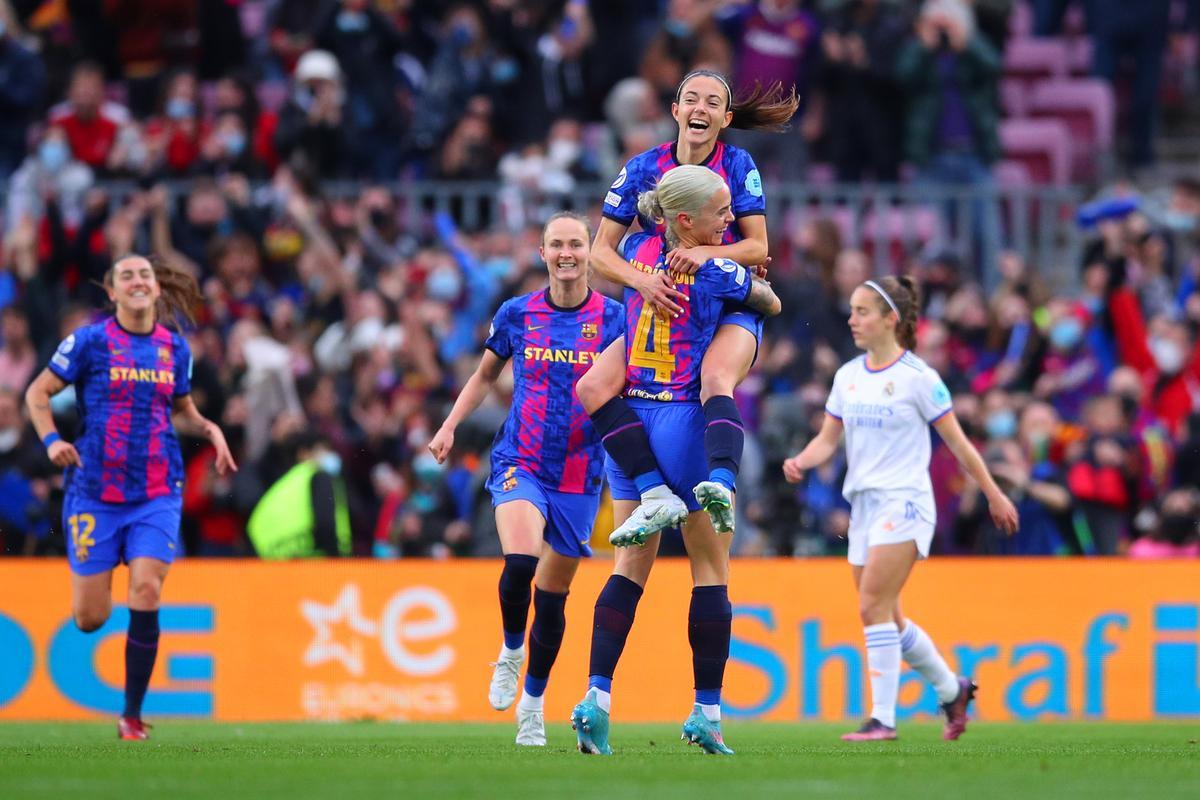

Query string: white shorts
847 490 936 567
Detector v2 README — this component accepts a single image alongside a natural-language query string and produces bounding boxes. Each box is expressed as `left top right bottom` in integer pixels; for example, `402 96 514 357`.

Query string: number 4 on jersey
629 304 675 382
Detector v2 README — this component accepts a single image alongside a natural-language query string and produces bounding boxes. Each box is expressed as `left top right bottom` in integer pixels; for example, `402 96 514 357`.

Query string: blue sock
124 609 160 720
524 588 567 697
688 585 731 707
703 396 743 492
589 397 665 493
587 575 644 691
498 554 538 650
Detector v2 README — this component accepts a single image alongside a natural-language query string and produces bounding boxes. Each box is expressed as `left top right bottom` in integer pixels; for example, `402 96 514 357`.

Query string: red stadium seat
1003 38 1070 90
1027 78 1115 180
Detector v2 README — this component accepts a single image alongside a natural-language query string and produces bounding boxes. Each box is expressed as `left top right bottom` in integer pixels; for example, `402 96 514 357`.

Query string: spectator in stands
266 0 323 76
1067 394 1138 554
0 305 35 392
247 432 351 559
0 386 49 554
212 72 279 172
818 0 908 182
313 0 409 178
0 14 46 179
48 61 129 173
1128 488 1200 558
274 50 351 179
6 125 94 236
718 0 821 180
602 77 675 176
143 70 205 176
199 111 265 178
104 0 196 116
1090 0 1171 168
1035 299 1106 420
640 0 733 107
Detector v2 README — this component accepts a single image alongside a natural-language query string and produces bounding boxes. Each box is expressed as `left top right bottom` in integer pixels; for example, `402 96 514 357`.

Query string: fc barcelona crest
158 347 172 363
581 323 598 340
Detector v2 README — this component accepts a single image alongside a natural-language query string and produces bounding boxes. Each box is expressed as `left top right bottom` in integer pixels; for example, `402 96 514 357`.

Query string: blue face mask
427 269 462 302
985 410 1018 440
39 140 69 172
413 452 446 483
316 451 342 476
166 97 194 121
483 257 515 279
1163 210 1196 233
1049 318 1083 351
336 10 369 32
222 130 246 156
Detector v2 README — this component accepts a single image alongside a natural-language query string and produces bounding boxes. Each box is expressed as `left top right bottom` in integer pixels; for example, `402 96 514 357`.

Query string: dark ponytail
868 275 921 351
105 254 202 329
675 70 800 133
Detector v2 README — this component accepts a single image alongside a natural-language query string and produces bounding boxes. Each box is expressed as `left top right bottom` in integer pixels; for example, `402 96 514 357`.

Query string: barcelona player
25 254 237 740
428 213 623 747
570 166 781 756
579 69 798 543
783 276 1018 741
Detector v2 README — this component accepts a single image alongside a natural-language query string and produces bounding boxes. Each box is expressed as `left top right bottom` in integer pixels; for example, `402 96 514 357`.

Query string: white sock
699 703 721 723
499 644 524 661
864 622 901 728
900 620 959 704
518 692 544 712
590 687 612 713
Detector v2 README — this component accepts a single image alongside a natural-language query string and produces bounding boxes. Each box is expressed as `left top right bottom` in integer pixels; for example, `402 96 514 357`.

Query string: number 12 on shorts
68 513 97 562
629 304 676 382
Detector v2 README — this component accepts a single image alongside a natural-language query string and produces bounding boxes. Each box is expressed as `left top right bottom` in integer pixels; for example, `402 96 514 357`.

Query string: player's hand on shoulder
782 455 805 484
665 246 707 276
752 256 772 279
428 427 454 464
635 271 687 319
47 440 82 469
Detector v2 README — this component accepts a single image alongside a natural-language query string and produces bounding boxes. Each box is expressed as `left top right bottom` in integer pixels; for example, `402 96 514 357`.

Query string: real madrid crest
884 381 895 396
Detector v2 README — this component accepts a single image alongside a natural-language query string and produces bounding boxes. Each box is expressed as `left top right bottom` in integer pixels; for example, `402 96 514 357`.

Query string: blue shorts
606 400 707 512
487 467 598 559
63 493 183 576
718 308 764 366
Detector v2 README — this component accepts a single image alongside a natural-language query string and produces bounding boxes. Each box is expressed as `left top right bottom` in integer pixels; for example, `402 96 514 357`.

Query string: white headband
864 280 899 317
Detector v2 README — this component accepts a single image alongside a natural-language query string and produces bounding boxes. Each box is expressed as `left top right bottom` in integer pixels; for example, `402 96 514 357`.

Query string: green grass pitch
1 721 1197 799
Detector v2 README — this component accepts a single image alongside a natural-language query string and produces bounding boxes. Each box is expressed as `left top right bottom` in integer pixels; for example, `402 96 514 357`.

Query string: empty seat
1003 38 1070 88
998 118 1073 185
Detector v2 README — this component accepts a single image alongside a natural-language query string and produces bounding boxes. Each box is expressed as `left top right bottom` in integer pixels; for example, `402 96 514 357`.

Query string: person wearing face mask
6 125 94 236
1034 302 1106 421
143 71 205 176
1108 280 1200 437
246 431 350 560
1129 489 1200 558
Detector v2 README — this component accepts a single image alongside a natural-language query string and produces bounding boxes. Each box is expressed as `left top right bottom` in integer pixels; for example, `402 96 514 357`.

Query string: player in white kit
783 276 1018 741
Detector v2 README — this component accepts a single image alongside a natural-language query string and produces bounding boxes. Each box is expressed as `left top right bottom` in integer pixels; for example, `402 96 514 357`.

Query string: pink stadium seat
1001 79 1028 117
1009 2 1032 38
1003 38 1070 89
992 159 1034 189
199 81 219 117
1028 78 1115 151
998 118 1073 185
1067 38 1093 75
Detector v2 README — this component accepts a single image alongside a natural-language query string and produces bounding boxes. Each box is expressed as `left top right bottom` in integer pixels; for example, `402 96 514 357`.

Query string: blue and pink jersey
602 140 766 243
484 289 624 495
619 233 754 404
48 318 192 503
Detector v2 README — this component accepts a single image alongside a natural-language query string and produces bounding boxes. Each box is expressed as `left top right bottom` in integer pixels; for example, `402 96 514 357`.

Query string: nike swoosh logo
528 325 545 331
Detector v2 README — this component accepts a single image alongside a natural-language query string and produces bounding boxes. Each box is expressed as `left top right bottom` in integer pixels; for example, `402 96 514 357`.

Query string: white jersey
825 351 953 501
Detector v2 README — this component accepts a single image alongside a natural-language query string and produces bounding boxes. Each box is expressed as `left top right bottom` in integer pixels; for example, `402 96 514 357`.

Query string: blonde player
782 276 1018 741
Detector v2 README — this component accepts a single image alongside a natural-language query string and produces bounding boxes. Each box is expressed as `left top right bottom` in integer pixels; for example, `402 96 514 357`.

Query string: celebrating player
782 276 1019 741
570 165 781 756
578 69 798 542
428 213 624 746
25 254 237 740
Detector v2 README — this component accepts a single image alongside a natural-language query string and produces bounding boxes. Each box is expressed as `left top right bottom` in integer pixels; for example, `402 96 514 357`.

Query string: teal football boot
681 704 734 755
571 690 613 755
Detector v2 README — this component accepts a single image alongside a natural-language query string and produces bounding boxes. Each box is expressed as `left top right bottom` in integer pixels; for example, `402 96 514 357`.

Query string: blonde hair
636 165 726 239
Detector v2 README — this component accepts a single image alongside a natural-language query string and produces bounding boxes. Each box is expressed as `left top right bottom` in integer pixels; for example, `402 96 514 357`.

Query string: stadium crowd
0 0 1197 560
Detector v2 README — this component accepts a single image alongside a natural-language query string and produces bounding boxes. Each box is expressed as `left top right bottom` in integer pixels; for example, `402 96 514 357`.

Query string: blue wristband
42 432 62 449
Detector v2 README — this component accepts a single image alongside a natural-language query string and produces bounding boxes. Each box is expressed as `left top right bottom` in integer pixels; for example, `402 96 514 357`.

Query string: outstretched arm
933 411 1019 534
744 276 782 316
428 349 508 463
782 412 844 483
592 217 688 317
172 395 238 475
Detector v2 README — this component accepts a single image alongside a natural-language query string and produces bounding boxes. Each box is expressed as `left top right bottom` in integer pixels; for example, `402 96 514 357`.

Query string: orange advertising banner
0 559 1197 722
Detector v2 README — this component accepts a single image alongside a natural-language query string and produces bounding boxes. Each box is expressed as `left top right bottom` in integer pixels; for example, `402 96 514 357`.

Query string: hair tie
864 280 899 317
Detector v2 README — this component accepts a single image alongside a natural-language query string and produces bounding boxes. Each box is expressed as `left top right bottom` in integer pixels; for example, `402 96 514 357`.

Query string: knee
699 367 737 402
128 578 163 611
74 609 110 633
858 594 892 626
575 370 607 412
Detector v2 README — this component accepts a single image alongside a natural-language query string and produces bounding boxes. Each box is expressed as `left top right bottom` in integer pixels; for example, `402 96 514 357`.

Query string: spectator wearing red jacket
1066 394 1139 554
48 62 129 172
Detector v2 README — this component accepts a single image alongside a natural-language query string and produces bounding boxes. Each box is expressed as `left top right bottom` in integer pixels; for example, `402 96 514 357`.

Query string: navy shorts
718 308 764 365
487 467 598 559
63 492 183 576
606 400 707 512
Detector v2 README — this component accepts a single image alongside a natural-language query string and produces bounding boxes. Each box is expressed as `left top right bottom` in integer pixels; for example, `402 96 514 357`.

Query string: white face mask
1150 337 1185 375
547 139 580 167
0 428 19 452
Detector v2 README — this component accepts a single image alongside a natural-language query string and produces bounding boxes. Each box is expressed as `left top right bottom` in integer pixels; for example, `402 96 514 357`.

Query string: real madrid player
782 276 1019 741
25 254 237 740
570 166 782 756
577 70 798 544
428 213 623 746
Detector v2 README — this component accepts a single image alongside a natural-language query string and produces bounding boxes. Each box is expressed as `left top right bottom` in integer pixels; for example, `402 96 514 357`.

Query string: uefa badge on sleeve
581 323 598 341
